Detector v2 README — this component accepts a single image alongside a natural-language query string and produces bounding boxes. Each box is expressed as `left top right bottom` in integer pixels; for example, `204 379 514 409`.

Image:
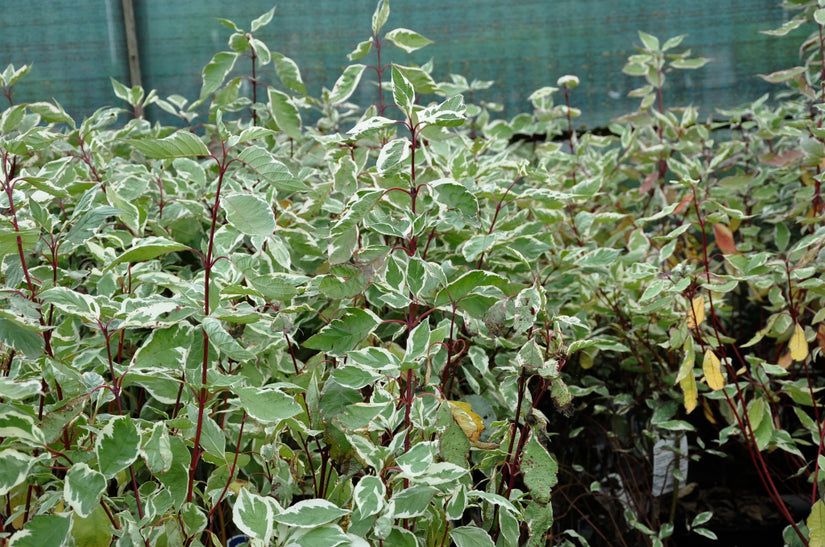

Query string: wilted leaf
446 400 484 441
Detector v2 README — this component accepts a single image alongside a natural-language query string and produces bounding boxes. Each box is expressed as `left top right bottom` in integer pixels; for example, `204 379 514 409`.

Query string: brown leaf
639 170 658 194
762 149 804 167
712 223 738 255
674 192 693 215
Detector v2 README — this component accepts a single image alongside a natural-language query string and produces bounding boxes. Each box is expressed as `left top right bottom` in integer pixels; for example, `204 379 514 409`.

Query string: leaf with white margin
0 449 37 496
233 488 279 542
272 499 350 528
9 514 70 547
95 415 140 478
64 462 106 518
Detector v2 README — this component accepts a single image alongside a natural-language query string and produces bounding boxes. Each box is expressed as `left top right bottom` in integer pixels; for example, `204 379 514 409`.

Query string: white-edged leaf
385 28 433 53
221 193 276 236
234 386 302 423
272 499 349 528
130 131 210 159
237 145 307 193
200 51 239 100
330 64 367 105
64 462 106 518
95 416 140 479
268 88 301 140
0 449 37 496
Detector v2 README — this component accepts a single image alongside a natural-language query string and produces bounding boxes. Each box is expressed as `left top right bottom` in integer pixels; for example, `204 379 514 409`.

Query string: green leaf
418 94 466 126
353 475 385 517
329 189 384 263
0 226 39 260
202 317 255 362
272 499 349 528
433 179 478 223
0 449 37 496
268 88 301 140
434 270 507 307
235 385 302 423
233 488 277 542
130 131 210 159
384 28 433 53
0 317 44 358
0 407 45 446
514 285 541 334
391 65 415 116
221 193 276 236
9 515 71 547
181 502 208 537
95 416 140 479
40 287 99 321
638 31 660 51
392 485 438 518
347 40 372 62
303 309 381 356
331 366 381 389
200 51 239 100
272 52 306 95
250 7 275 32
66 206 122 244
329 64 367 105
346 114 396 136
371 0 390 35
64 462 106 518
142 422 173 474
521 433 558 504
451 526 495 547
237 145 307 193
0 378 41 400
105 236 190 271
376 137 410 173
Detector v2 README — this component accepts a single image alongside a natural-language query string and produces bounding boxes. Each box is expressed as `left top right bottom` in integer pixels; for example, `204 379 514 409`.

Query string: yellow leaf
687 295 705 329
447 400 484 441
808 499 825 547
703 349 725 391
778 351 793 370
702 399 716 425
579 349 594 370
680 373 697 414
790 323 809 362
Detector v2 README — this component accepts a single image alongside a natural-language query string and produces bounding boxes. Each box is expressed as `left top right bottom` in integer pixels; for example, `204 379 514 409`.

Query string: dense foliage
1 1 825 545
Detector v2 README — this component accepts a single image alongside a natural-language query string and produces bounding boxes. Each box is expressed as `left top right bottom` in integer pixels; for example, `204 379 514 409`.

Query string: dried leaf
687 295 705 329
712 223 737 255
790 323 809 362
703 349 725 391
